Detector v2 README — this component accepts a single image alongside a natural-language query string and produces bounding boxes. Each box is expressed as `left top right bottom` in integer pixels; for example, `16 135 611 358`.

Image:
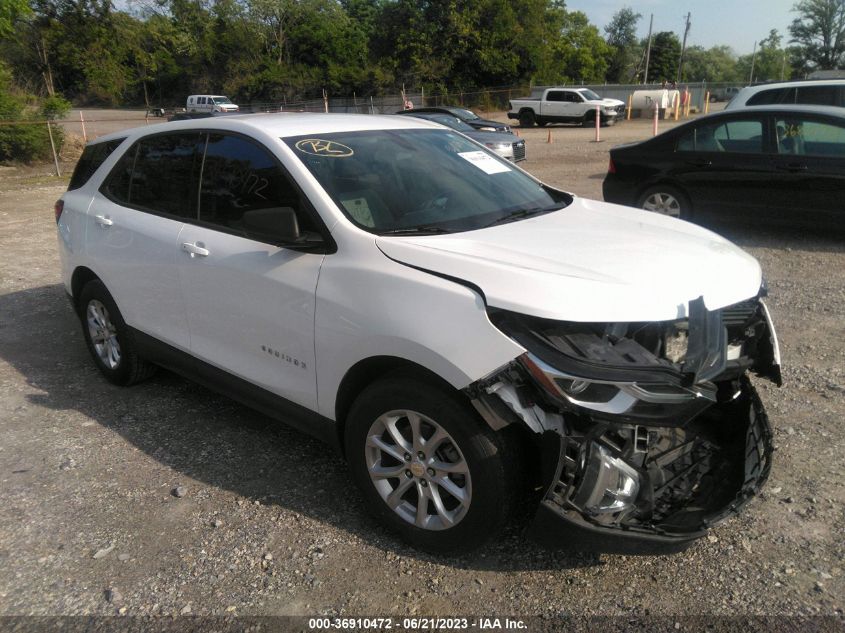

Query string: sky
565 0 797 55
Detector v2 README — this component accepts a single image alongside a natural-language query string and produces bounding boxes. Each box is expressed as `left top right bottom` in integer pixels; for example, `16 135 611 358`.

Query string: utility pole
676 12 691 83
749 41 758 83
644 14 654 84
781 51 787 80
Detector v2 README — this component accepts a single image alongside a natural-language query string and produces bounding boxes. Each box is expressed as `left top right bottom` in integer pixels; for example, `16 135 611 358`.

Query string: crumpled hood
376 198 762 323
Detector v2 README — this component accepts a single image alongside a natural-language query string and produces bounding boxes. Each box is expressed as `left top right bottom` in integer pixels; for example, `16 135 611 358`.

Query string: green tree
0 60 64 163
737 30 793 82
789 0 845 70
682 45 741 82
0 0 30 38
604 7 641 83
645 31 681 84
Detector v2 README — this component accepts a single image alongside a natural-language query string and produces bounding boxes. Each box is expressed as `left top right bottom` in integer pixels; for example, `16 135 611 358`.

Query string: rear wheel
345 374 518 553
637 185 692 220
78 280 156 386
518 109 535 128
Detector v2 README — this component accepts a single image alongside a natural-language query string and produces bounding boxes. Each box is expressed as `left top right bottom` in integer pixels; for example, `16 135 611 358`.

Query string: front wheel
345 375 518 553
637 185 692 220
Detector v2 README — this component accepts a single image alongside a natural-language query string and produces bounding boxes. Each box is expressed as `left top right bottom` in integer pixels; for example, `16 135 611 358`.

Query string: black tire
77 280 156 386
581 112 595 127
518 109 535 128
345 373 519 553
637 184 693 220
536 119 548 127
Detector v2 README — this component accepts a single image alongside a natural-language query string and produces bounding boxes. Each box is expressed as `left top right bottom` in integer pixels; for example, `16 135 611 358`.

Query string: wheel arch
333 355 464 455
70 266 102 313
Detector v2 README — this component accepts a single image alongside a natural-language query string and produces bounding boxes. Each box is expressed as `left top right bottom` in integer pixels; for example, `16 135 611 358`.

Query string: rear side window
746 88 788 106
68 138 125 191
776 116 845 157
795 85 838 106
198 133 316 237
677 119 764 153
547 91 565 102
101 133 202 218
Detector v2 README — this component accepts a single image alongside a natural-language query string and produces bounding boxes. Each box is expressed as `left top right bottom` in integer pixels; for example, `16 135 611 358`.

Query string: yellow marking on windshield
295 139 354 157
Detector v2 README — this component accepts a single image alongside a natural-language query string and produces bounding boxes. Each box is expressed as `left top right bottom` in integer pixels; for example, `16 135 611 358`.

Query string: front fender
314 252 524 419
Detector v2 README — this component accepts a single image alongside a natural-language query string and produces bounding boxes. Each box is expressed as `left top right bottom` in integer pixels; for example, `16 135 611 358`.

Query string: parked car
709 86 742 103
187 94 240 113
57 113 780 555
725 79 845 109
508 88 626 128
396 106 512 134
169 111 239 122
603 105 845 230
399 112 525 162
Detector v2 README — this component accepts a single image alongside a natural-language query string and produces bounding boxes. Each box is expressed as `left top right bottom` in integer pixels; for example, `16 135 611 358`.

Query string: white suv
57 114 781 554
725 79 845 109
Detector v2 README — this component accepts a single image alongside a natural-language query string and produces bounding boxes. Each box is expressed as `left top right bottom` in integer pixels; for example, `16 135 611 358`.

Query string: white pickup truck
508 88 626 128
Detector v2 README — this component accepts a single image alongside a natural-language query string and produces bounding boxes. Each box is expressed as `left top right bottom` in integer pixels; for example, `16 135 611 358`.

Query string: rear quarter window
67 139 125 191
100 132 203 219
795 85 838 106
746 88 787 106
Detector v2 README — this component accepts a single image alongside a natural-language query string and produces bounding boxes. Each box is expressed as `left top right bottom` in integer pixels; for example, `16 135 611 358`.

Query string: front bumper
526 377 772 554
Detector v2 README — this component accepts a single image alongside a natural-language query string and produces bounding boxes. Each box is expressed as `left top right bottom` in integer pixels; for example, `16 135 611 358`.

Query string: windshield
452 108 480 120
422 115 475 132
285 130 570 234
212 97 233 104
579 89 602 101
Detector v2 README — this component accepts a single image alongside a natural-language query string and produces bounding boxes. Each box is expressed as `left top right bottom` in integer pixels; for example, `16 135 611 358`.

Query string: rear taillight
608 157 616 174
54 199 64 224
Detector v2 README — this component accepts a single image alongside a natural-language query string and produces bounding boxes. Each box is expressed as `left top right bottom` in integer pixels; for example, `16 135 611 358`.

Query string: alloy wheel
86 299 121 369
365 410 471 531
642 192 682 217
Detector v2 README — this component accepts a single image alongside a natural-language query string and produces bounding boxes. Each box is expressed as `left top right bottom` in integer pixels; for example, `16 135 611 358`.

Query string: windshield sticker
458 151 511 175
294 139 354 157
340 197 375 227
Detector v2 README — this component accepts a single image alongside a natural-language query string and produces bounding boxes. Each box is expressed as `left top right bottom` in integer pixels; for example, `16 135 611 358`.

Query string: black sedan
602 105 845 229
396 106 512 134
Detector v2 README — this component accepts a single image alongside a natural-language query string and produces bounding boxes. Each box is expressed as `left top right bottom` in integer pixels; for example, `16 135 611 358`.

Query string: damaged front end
468 295 780 554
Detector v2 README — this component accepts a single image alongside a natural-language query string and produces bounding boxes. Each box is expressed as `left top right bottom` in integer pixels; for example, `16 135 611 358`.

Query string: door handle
686 159 712 168
181 241 209 258
94 214 113 227
775 162 808 172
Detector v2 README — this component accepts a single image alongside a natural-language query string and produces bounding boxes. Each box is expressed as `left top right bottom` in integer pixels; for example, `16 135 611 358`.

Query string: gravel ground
0 114 843 626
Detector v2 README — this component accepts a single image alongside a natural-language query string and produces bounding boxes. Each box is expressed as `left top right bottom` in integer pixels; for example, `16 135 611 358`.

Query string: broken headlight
488 299 735 425
519 351 715 425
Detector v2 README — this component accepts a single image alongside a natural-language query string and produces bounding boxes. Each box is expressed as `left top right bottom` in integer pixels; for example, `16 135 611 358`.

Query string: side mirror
242 207 301 244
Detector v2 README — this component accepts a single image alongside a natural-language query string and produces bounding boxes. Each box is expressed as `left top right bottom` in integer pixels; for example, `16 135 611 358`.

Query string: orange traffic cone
546 129 553 144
